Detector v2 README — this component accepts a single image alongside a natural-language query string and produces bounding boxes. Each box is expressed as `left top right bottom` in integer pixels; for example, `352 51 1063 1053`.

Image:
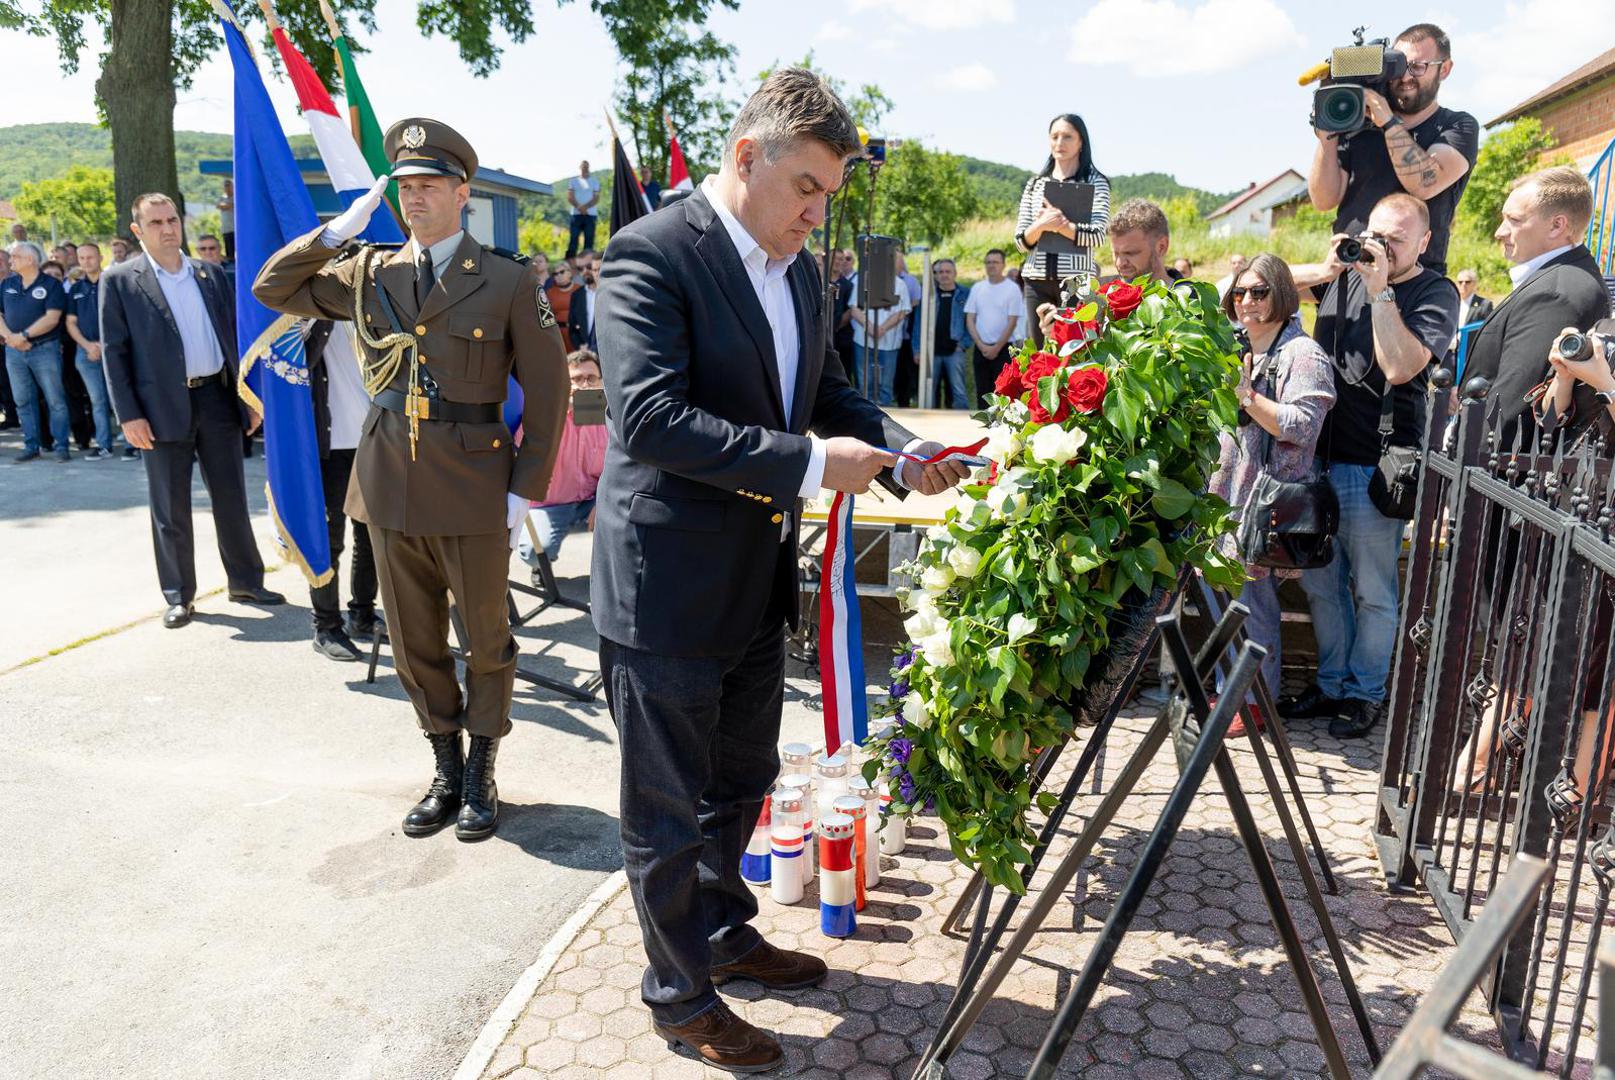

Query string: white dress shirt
145 253 226 380
703 177 827 497
1509 244 1573 288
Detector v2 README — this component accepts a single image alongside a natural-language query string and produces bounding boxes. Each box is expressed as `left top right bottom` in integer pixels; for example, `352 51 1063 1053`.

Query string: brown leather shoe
711 938 829 990
654 999 783 1073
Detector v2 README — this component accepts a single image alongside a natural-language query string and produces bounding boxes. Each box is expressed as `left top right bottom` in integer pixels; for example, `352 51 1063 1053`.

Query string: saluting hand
822 437 899 495
327 174 390 243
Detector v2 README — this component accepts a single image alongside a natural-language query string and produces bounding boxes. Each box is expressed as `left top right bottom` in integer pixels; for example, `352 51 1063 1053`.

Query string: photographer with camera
1542 322 1615 445
1281 192 1459 739
1307 23 1478 276
1463 166 1608 444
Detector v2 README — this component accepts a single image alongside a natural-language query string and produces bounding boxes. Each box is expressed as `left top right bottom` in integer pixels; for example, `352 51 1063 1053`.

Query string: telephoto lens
1558 332 1593 363
1336 236 1364 264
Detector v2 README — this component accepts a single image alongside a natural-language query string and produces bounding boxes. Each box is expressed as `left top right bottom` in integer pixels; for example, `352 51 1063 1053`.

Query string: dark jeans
894 337 917 407
601 560 789 1025
566 214 597 259
141 377 264 605
59 339 94 448
310 448 376 633
1023 275 1062 349
973 345 1012 410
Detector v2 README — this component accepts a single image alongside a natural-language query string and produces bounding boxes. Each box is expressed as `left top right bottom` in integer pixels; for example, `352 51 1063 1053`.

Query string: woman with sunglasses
1013 113 1109 347
1210 254 1336 734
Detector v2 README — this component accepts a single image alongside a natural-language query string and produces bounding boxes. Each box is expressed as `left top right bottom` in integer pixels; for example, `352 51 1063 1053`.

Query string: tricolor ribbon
818 438 989 753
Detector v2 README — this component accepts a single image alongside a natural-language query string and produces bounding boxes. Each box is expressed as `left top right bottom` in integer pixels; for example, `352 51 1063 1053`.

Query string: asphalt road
0 428 841 1080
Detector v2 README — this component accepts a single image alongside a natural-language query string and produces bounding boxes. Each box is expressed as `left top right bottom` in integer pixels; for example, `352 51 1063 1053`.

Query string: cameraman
1308 22 1478 275
1282 192 1459 740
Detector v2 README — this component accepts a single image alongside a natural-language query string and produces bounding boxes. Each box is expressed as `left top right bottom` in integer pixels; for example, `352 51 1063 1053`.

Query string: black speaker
857 234 901 309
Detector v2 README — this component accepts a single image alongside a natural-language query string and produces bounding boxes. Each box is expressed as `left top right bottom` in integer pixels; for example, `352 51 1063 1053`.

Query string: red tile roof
1206 170 1305 219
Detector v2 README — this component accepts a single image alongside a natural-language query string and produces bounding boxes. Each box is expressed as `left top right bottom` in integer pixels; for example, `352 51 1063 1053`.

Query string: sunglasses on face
1229 285 1271 302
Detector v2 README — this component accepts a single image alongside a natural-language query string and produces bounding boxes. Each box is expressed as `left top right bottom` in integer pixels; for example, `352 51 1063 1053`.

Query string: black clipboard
1035 180 1095 256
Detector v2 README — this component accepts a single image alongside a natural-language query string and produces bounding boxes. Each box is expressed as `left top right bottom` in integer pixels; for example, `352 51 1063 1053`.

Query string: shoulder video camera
1304 27 1408 137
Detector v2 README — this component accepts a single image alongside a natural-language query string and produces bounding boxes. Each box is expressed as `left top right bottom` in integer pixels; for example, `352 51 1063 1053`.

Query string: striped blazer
1013 171 1111 282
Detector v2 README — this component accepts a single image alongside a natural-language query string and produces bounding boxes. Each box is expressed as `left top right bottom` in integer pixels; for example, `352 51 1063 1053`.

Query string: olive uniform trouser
370 526 516 738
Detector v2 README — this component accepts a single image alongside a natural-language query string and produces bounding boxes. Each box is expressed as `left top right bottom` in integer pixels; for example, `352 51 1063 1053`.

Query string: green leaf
1038 375 1061 417
1151 478 1195 519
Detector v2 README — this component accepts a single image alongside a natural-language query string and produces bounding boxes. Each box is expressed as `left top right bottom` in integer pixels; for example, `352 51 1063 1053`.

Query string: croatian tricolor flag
669 130 693 192
270 26 404 246
818 439 990 754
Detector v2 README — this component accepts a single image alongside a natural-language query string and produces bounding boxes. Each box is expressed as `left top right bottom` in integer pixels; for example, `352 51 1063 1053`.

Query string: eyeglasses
1405 60 1441 77
1228 285 1271 302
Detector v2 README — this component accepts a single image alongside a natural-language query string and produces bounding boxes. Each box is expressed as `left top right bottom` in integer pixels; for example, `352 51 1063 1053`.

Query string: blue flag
217 7 332 585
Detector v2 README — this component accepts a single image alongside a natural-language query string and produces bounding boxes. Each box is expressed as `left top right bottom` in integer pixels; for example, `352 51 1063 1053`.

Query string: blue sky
4 0 1612 195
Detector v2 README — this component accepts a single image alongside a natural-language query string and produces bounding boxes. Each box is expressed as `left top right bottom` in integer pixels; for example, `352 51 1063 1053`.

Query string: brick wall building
1488 46 1615 168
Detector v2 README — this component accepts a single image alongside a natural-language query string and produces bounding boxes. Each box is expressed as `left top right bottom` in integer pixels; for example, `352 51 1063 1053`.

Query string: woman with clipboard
1013 113 1111 347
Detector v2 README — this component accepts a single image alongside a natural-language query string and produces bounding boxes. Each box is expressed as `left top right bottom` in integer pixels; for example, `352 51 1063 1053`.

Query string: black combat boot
456 735 500 842
402 731 464 837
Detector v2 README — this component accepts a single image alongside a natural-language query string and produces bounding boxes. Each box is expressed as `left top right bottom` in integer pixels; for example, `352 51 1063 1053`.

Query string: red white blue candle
741 792 772 885
769 824 805 905
778 773 815 882
819 812 858 938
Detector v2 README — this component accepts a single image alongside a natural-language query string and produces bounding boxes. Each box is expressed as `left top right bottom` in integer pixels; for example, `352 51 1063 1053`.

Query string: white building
1205 170 1308 239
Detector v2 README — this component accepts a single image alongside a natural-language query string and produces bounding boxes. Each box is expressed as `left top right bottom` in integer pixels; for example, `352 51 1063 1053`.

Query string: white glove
325 174 390 244
507 492 528 551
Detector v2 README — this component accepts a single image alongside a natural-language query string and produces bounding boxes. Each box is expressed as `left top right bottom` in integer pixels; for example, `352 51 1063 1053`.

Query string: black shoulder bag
1235 347 1340 570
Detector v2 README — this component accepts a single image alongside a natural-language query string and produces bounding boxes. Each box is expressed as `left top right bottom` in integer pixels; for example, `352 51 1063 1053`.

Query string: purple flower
889 678 910 700
923 797 937 815
889 737 914 765
896 648 916 671
898 773 917 804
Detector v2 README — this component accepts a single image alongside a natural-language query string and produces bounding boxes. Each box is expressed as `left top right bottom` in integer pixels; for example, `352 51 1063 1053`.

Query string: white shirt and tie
701 177 922 500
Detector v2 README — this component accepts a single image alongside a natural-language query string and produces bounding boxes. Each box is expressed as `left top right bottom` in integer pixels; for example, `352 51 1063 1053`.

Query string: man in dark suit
101 193 284 628
593 69 971 1071
567 250 598 351
1464 166 1611 444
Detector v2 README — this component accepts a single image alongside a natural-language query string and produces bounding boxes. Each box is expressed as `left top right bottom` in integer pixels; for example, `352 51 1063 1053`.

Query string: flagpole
204 0 257 59
255 0 282 32
316 0 342 72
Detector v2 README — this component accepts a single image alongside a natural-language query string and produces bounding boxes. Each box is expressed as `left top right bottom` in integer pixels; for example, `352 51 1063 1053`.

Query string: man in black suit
1463 166 1611 444
593 69 971 1071
101 193 284 628
567 249 598 351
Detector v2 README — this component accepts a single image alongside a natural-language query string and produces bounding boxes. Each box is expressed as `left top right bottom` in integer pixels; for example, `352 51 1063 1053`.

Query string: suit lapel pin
197 269 207 279
462 258 475 270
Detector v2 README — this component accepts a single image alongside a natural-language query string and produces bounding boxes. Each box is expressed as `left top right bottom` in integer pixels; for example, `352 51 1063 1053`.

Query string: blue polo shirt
69 275 100 342
1 272 67 344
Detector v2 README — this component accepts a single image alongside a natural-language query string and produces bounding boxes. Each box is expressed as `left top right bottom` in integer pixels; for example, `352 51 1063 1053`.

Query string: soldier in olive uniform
254 119 569 841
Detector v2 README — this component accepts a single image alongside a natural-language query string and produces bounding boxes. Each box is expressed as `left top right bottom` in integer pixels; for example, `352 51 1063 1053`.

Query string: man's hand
1320 233 1354 281
83 342 102 362
326 174 389 243
121 418 155 450
902 440 973 496
1351 237 1391 295
822 437 899 495
1549 327 1615 392
245 406 262 436
1361 88 1395 129
1037 302 1059 340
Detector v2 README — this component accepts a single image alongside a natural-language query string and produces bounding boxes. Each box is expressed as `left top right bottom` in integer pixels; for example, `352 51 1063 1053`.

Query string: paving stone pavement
480 693 1513 1079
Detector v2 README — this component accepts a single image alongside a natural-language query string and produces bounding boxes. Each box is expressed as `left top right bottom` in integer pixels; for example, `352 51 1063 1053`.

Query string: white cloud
1447 0 1615 124
847 0 1013 31
1068 0 1298 77
936 63 999 93
816 19 853 42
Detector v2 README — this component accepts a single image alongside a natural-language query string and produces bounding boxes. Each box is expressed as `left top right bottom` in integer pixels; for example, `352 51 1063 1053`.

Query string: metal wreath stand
912 569 1382 1079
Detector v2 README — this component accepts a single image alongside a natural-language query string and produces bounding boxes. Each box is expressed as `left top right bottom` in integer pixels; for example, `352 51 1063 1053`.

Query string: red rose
1065 366 1108 414
993 360 1026 397
1098 279 1144 319
1022 351 1062 384
1047 308 1100 351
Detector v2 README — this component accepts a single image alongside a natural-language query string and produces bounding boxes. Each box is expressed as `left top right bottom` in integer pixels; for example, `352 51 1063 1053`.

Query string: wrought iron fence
1375 371 1615 1073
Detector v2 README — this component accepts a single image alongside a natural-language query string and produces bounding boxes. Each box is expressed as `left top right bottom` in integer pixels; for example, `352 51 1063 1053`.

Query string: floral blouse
1209 318 1336 578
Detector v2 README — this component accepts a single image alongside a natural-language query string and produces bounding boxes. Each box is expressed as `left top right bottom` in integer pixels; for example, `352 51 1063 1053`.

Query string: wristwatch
1239 389 1255 408
1372 287 1396 304
1595 387 1615 407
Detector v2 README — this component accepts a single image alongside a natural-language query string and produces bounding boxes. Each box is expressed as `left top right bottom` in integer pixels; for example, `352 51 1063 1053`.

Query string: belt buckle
406 394 431 421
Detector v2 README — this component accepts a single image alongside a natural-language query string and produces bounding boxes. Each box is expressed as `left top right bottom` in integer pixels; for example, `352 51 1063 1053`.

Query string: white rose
1004 400 1031 425
1028 423 1089 465
920 630 955 667
904 607 942 641
901 693 929 729
983 425 1023 465
920 563 956 594
1007 612 1038 644
947 545 983 578
985 484 1010 515
901 586 936 615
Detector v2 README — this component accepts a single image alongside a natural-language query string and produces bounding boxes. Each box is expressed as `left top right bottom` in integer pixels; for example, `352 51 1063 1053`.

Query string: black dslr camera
1336 231 1389 266
1307 27 1408 137
1556 330 1614 365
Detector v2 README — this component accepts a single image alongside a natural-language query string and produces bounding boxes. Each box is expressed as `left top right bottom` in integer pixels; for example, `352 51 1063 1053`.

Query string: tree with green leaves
608 14 735 186
1455 117 1562 238
2 0 737 244
12 164 118 240
869 140 979 248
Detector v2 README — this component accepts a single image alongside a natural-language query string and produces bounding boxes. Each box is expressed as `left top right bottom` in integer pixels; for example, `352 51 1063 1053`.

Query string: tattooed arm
1363 90 1472 200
